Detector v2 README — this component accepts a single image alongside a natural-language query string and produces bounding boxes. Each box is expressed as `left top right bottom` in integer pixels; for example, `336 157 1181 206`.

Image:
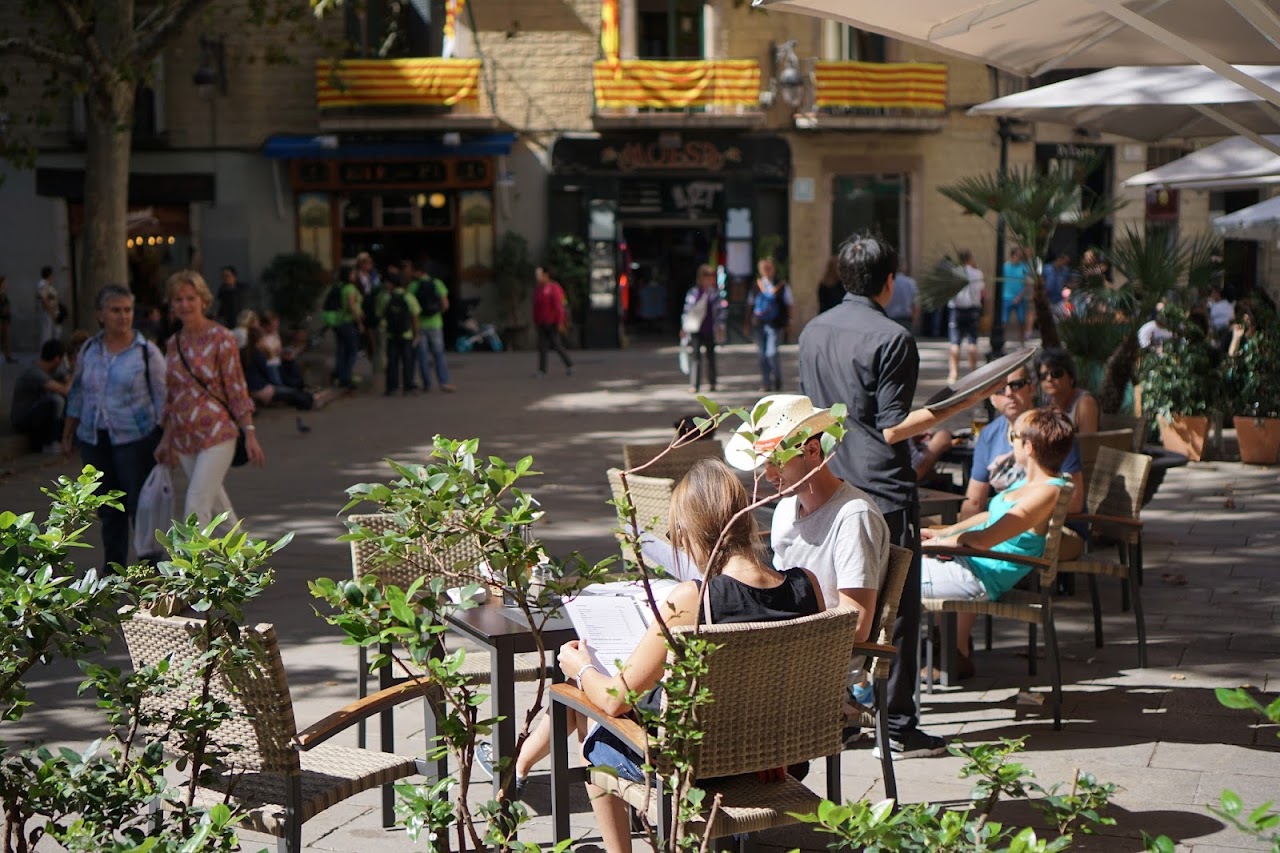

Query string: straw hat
724 394 838 471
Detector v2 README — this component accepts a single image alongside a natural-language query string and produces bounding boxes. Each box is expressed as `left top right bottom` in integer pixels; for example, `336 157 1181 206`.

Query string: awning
1214 194 1280 241
262 132 516 159
753 0 1280 109
1125 136 1280 189
968 66 1280 155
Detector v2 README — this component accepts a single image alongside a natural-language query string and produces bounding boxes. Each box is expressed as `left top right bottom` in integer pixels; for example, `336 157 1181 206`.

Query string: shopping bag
678 333 691 376
134 464 174 557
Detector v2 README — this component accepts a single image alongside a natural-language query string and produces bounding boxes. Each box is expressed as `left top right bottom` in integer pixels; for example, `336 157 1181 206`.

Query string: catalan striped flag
443 0 466 58
601 0 620 77
813 61 947 111
316 58 482 109
593 59 760 109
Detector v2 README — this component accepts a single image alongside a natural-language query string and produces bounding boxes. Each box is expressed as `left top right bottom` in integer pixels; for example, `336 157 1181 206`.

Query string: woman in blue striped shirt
63 283 167 571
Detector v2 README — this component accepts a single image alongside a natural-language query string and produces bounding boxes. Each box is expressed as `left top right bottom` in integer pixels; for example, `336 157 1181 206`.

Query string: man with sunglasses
959 366 1084 521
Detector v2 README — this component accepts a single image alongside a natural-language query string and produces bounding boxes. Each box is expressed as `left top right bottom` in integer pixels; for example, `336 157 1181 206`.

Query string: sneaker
871 729 948 761
475 741 495 780
441 384 457 393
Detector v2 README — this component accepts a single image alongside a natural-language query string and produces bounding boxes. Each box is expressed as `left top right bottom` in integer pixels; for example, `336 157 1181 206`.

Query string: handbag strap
174 332 238 425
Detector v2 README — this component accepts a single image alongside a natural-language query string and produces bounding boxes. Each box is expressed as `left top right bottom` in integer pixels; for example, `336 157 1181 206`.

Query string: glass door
830 173 910 258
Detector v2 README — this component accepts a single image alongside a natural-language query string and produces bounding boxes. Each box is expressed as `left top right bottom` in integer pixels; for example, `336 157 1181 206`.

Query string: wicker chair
121 612 433 853
548 608 860 850
829 544 913 804
1059 447 1153 667
922 482 1075 729
347 513 548 813
622 439 725 483
1077 429 1135 499
606 468 677 560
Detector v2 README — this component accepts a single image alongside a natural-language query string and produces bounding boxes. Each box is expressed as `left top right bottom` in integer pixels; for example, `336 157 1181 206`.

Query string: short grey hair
95 283 134 311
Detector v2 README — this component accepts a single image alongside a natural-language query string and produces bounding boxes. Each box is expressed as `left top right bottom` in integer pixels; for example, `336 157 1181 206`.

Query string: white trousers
921 555 989 600
179 439 238 529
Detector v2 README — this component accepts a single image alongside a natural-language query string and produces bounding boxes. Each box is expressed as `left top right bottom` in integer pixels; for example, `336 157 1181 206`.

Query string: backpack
416 278 444 317
383 290 412 337
770 284 791 329
753 287 779 325
321 283 345 328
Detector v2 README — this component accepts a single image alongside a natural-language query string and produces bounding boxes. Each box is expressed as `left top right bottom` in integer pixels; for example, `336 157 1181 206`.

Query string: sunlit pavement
6 338 1277 851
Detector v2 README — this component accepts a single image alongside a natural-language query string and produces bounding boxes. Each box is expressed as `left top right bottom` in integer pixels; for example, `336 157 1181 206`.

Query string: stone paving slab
4 340 1278 851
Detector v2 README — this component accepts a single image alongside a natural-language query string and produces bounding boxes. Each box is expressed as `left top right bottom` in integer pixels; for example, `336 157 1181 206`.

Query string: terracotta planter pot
1158 415 1210 462
1234 416 1280 465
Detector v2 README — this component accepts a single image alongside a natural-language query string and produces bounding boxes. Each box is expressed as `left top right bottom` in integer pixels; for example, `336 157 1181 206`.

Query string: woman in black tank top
557 458 823 853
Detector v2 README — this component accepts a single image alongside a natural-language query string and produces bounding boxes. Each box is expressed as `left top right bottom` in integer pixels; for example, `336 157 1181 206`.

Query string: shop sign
603 141 742 172
670 180 722 218
339 161 448 185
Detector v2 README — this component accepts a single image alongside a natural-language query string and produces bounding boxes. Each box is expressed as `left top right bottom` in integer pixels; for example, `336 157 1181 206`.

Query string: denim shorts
583 726 646 783
948 307 981 345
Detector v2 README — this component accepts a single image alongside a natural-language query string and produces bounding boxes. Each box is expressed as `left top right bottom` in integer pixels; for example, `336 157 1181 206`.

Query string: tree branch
47 0 111 81
136 0 220 64
0 37 86 78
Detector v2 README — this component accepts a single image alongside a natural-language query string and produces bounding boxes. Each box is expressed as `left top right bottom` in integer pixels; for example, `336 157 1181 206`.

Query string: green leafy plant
494 231 535 332
262 251 331 329
1138 306 1217 424
545 233 590 336
1222 305 1280 418
798 738 1117 852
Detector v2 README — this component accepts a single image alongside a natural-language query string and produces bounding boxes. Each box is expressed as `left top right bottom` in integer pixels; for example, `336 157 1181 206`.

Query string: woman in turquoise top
920 407 1075 676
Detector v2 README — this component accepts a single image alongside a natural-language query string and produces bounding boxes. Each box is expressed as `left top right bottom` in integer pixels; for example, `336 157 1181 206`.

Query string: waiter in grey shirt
799 232 987 760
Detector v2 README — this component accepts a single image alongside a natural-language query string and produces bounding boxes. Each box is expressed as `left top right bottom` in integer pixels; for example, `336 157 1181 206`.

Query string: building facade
3 0 1260 354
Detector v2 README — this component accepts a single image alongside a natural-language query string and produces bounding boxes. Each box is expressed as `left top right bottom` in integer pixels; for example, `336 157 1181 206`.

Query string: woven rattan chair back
662 607 859 780
622 439 725 483
1098 414 1147 451
121 612 299 777
607 468 676 542
1077 429 1133 494
866 545 912 680
1086 447 1152 520
348 512 487 589
1034 481 1076 589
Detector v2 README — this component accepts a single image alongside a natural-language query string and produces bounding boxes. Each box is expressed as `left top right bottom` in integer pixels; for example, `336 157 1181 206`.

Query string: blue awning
262 133 516 159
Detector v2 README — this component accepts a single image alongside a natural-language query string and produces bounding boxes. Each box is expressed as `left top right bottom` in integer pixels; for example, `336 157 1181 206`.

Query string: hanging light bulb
429 192 447 209
168 236 176 245
127 238 135 249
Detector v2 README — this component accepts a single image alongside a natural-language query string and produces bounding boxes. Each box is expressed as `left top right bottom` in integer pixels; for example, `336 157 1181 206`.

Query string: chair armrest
296 679 435 750
851 642 897 657
922 544 1051 570
1068 513 1143 529
550 683 648 755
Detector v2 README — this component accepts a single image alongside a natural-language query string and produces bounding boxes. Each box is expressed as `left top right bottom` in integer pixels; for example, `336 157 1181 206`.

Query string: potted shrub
1139 312 1216 461
262 252 330 330
1224 325 1280 464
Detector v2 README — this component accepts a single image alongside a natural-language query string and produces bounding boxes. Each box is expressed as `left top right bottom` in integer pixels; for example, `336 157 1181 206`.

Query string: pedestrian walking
532 265 573 377
155 270 264 530
406 258 455 392
751 258 790 392
62 283 166 569
947 250 984 383
681 264 722 393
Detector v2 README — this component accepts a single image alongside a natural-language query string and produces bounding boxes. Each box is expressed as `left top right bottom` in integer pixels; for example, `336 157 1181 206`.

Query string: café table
443 602 576 804
919 487 966 524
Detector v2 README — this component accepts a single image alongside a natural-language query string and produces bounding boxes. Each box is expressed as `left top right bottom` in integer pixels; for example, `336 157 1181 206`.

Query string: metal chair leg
1027 622 1038 677
876 679 898 806
1120 544 1133 612
1087 574 1104 648
285 774 303 853
356 645 369 749
924 618 936 694
1130 564 1148 668
984 614 993 650
1042 607 1063 730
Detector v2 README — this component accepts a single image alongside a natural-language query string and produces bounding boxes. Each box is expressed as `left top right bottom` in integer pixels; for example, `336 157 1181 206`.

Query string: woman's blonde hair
669 458 764 578
165 270 214 309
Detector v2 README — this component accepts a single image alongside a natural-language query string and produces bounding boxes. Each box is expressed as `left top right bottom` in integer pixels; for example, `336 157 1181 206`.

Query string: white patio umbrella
1125 135 1280 189
754 0 1280 108
967 66 1280 156
1213 195 1280 240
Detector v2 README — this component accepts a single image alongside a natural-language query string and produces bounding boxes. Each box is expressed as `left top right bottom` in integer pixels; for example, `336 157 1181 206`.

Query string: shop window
839 24 887 62
381 193 417 227
298 193 333 265
342 195 375 229
346 0 445 58
637 0 704 59
420 191 455 228
831 174 910 260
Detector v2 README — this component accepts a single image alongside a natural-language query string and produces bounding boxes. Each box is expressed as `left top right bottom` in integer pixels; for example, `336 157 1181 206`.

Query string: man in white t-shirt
726 394 889 644
947 251 984 383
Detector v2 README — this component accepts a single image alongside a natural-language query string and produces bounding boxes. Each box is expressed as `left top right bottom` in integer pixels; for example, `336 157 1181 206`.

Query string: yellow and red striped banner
443 0 466 58
600 0 620 75
593 59 760 109
813 61 947 111
316 58 482 109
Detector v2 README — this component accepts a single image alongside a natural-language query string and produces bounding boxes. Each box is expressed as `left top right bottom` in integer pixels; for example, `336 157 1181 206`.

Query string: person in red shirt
532 265 574 377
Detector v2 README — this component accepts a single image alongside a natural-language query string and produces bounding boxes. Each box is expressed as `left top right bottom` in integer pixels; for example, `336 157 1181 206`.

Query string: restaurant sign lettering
602 141 743 172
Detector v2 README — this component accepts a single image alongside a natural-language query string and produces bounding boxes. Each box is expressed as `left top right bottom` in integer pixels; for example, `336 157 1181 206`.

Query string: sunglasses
1039 368 1067 381
1007 427 1025 444
998 378 1034 394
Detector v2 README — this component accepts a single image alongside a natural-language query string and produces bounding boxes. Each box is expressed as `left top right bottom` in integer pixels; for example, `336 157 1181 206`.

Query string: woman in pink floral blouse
154 270 265 527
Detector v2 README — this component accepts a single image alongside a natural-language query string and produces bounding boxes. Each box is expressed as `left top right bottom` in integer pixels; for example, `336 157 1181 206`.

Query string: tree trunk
80 76 134 326
1032 274 1060 350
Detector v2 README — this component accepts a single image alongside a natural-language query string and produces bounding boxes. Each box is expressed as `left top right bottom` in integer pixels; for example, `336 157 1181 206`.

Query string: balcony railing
812 60 947 113
592 59 761 117
315 58 483 111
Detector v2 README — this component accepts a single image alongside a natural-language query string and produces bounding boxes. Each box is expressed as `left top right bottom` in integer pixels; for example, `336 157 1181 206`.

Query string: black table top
445 601 576 653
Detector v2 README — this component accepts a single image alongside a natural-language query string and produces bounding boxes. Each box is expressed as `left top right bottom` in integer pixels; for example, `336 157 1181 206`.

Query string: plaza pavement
2 338 1277 851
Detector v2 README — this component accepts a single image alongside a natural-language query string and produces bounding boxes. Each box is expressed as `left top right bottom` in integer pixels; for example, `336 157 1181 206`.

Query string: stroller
455 299 504 353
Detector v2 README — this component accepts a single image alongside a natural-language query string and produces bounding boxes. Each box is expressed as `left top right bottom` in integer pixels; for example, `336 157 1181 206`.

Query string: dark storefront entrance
549 134 791 347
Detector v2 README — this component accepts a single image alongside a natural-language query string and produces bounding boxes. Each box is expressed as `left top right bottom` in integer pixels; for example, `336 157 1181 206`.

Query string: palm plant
934 154 1125 349
1065 227 1221 412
